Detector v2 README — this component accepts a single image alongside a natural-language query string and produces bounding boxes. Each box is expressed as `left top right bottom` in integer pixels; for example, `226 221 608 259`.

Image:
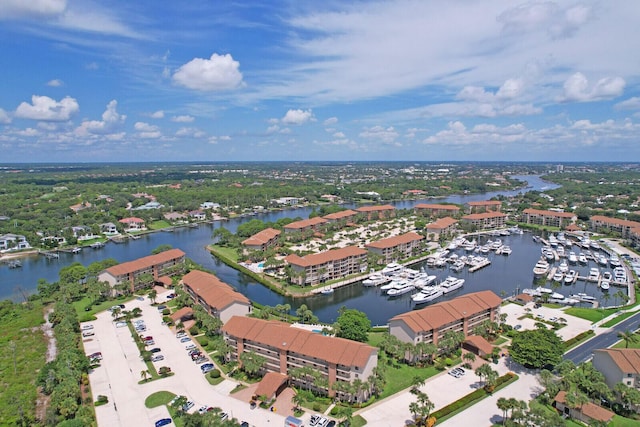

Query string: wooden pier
469 258 491 272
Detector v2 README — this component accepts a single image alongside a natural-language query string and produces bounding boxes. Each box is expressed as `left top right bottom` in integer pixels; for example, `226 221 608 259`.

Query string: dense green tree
334 307 371 343
509 328 563 369
239 351 266 378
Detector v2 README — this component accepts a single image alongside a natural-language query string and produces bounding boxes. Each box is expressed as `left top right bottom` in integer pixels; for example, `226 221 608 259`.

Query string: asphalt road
564 309 640 364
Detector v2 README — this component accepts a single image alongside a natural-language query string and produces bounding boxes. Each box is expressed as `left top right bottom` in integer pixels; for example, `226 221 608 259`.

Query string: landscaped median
431 372 518 425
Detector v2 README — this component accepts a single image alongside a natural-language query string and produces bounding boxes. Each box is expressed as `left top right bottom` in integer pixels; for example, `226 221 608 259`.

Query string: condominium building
181 270 251 324
98 248 186 292
322 209 358 225
285 246 368 286
283 217 328 234
589 215 640 239
592 348 640 389
242 228 281 251
521 208 576 228
355 205 396 221
365 232 424 264
460 212 507 230
389 290 502 347
466 200 502 213
425 217 458 240
414 204 461 217
221 316 378 401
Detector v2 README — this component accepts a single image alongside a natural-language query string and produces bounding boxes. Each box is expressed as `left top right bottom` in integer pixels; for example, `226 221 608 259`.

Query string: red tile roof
242 228 281 246
464 335 494 355
104 248 185 276
390 290 502 333
554 391 614 423
593 348 640 374
366 232 424 249
170 307 193 322
285 246 367 268
182 270 250 310
427 217 458 229
355 205 396 213
591 215 640 228
222 316 376 368
323 209 358 220
119 217 145 224
415 203 460 211
284 217 328 230
255 372 289 398
467 200 501 206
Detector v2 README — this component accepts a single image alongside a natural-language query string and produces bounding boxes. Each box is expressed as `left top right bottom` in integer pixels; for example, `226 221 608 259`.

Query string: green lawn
610 415 640 426
149 220 171 230
367 331 387 347
612 332 640 349
564 307 618 323
602 311 639 328
145 391 175 408
379 362 441 400
210 245 239 262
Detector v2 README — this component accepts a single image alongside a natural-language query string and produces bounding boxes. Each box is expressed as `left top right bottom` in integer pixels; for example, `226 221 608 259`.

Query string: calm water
2 175 573 325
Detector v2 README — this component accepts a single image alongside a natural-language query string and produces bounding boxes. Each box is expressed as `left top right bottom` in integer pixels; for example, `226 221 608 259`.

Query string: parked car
115 321 127 328
201 363 214 373
180 337 192 343
157 305 167 311
185 343 196 350
151 354 165 362
176 332 187 339
82 330 95 337
194 357 208 364
88 352 103 360
198 406 213 415
183 401 195 412
81 324 94 331
166 293 176 299
155 418 172 427
145 340 155 346
150 347 162 353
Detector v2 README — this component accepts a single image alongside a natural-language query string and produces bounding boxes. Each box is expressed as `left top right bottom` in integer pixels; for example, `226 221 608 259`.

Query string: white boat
413 274 437 288
542 247 555 261
440 276 465 294
556 246 565 257
564 270 577 284
588 268 600 282
382 262 403 276
535 286 553 295
602 271 612 282
320 287 334 295
500 245 512 255
590 241 601 251
600 280 610 290
490 239 502 251
613 266 627 282
387 282 416 297
558 261 569 273
411 286 444 304
362 272 388 287
578 253 588 264
548 234 558 246
450 260 465 272
568 252 578 264
380 278 408 291
463 240 477 252
533 259 550 277
598 254 609 266
552 271 564 282
609 255 622 267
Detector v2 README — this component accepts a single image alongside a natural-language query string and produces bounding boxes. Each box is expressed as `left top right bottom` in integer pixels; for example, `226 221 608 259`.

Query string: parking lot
500 301 594 341
82 292 288 427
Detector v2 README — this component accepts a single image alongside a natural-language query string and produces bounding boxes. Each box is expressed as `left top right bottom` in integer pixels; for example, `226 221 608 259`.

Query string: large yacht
564 269 577 284
386 281 416 297
533 259 550 277
411 286 443 304
362 272 388 287
568 252 578 264
440 276 465 294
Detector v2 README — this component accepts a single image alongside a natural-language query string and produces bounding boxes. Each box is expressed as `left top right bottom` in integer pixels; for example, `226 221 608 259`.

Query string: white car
81 324 94 331
151 354 164 362
185 343 196 350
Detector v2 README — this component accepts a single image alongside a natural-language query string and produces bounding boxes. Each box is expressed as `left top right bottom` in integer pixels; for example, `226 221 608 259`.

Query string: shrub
209 369 221 379
445 358 453 366
162 308 170 316
199 338 208 347
330 406 340 416
189 325 200 335
313 403 321 412
96 395 108 404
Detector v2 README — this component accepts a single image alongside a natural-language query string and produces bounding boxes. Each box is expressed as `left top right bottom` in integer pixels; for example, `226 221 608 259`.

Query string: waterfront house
521 208 576 228
100 222 118 234
389 290 502 348
188 210 207 221
98 248 186 293
414 203 460 218
590 215 640 240
200 202 221 210
242 228 281 252
119 217 146 232
285 246 368 286
322 209 358 226
554 391 614 425
283 217 328 234
425 217 458 241
365 232 424 264
181 270 251 324
465 200 502 213
460 211 507 230
0 233 31 251
355 205 396 221
221 316 378 401
592 348 640 389
271 197 303 206
164 212 187 222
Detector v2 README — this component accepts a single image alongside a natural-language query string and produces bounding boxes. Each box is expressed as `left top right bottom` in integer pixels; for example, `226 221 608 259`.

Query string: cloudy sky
1 0 639 162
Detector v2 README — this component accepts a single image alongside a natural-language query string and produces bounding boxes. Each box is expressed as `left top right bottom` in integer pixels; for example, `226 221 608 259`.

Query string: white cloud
15 95 79 121
615 97 640 110
560 72 625 102
175 127 205 138
333 131 345 138
134 121 161 139
500 104 542 116
282 109 315 125
16 127 40 137
0 108 11 124
323 117 338 126
0 0 67 19
171 115 195 123
496 78 524 100
46 79 63 87
150 110 164 119
85 62 99 70
266 125 280 134
75 100 125 135
359 126 399 144
173 53 244 91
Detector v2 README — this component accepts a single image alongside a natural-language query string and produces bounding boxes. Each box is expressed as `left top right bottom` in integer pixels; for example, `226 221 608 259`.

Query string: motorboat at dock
411 286 444 304
439 276 465 294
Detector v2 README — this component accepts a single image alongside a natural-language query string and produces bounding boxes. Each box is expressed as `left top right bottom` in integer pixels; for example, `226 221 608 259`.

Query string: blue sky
1 1 639 163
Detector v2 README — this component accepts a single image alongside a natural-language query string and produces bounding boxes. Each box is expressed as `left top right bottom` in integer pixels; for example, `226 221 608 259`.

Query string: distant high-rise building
556 164 564 172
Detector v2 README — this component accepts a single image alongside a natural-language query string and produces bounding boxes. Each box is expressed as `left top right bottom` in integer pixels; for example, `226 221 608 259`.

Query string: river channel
3 175 597 326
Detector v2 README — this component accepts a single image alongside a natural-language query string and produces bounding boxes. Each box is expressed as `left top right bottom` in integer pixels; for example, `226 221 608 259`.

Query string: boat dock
38 250 59 259
468 258 491 272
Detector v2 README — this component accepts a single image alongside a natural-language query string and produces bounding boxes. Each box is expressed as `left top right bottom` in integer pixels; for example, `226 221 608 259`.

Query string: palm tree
148 289 157 304
140 369 150 382
617 330 638 348
111 307 121 320
292 392 304 412
496 397 509 425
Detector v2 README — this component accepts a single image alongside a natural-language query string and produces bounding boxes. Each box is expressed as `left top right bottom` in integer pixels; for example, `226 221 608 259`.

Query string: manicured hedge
563 329 595 350
432 373 517 424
